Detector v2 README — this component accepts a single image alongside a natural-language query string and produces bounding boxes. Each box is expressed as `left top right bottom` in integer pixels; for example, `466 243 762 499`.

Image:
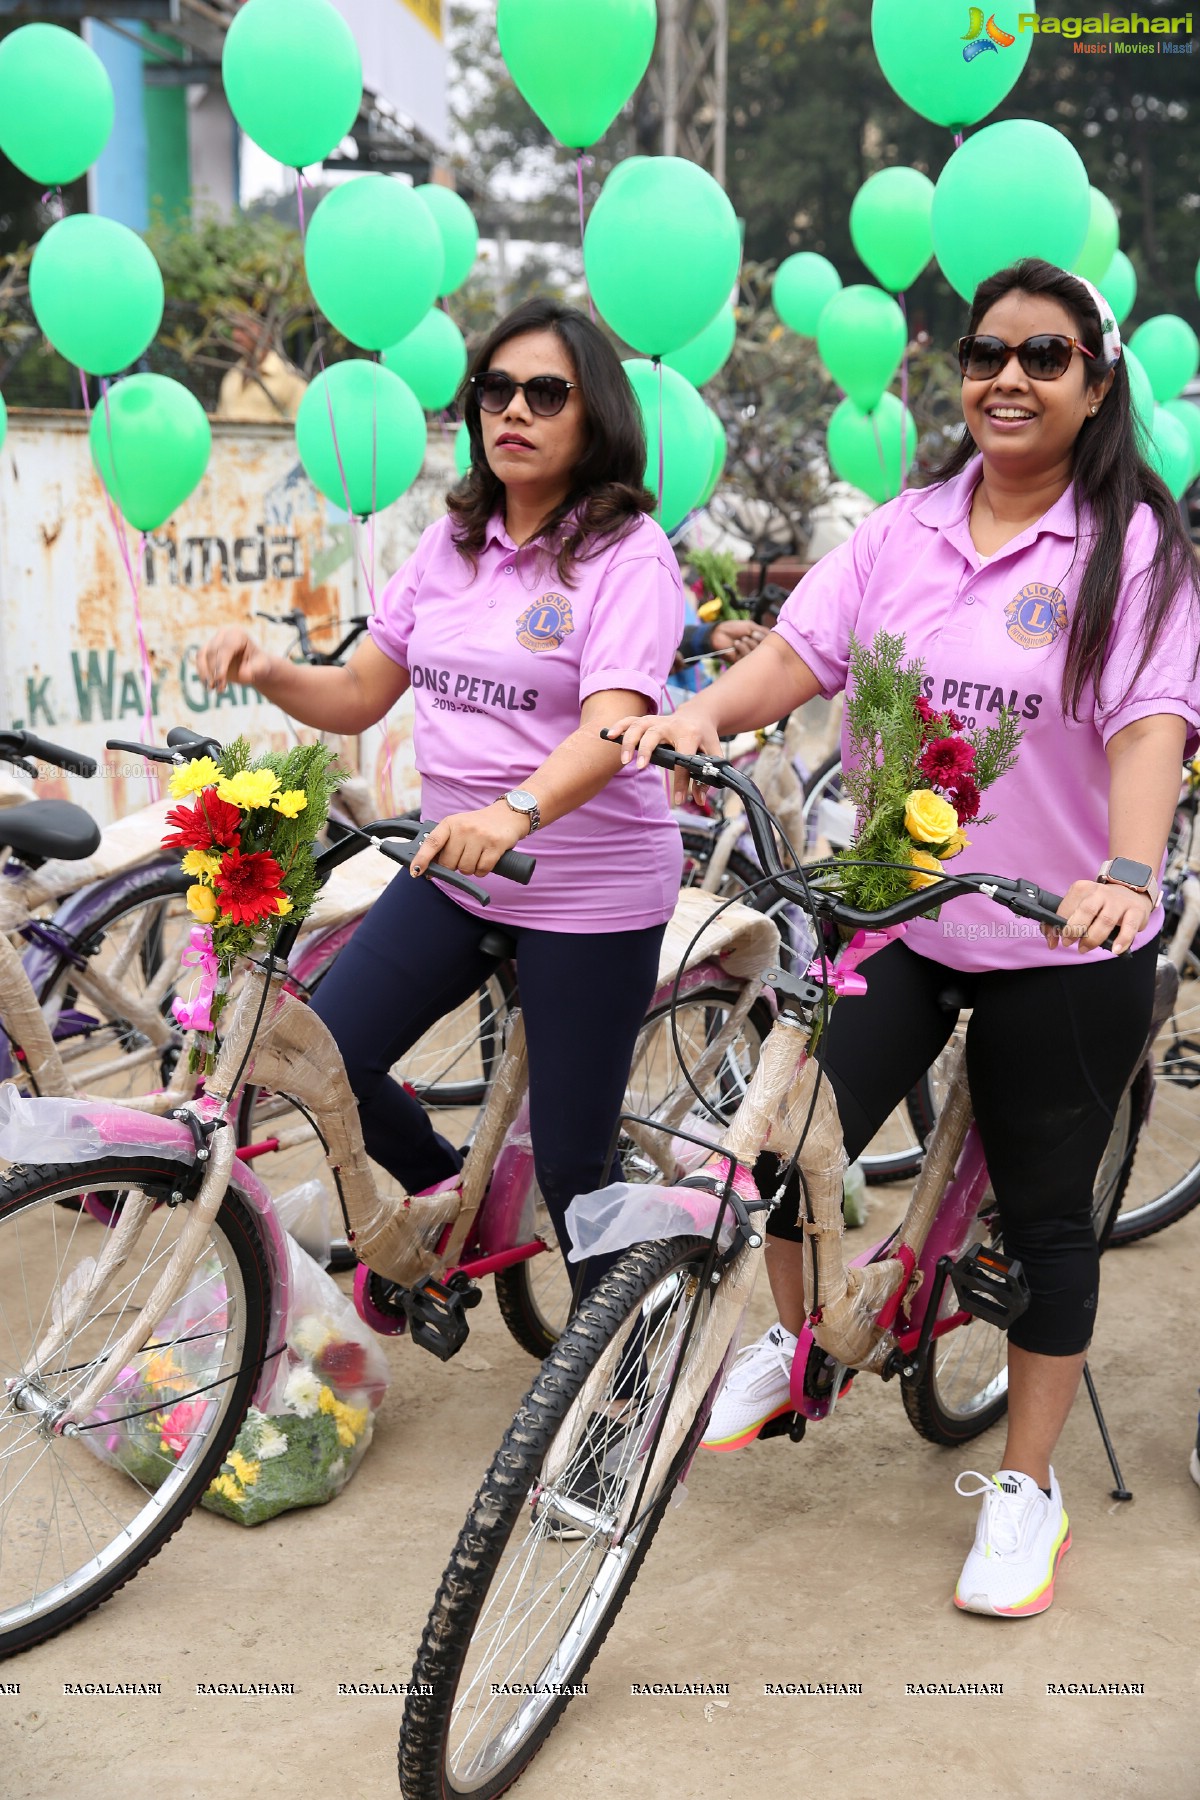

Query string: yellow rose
180 848 221 880
904 788 959 846
186 882 218 923
168 756 222 799
272 789 308 819
696 598 723 623
217 768 281 810
941 828 971 860
908 849 943 892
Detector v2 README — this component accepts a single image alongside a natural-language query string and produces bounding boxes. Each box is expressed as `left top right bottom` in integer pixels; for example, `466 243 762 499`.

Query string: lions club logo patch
1005 582 1067 651
516 593 575 654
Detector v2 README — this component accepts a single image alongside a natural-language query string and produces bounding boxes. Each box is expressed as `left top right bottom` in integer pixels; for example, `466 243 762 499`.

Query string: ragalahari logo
962 8 1017 58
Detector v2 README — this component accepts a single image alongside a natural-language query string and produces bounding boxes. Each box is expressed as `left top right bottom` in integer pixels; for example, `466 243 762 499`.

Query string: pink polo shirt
776 456 1200 971
370 510 685 931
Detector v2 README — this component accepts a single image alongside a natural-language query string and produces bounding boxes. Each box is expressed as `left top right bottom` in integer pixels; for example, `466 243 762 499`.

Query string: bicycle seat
936 983 971 1016
0 800 102 865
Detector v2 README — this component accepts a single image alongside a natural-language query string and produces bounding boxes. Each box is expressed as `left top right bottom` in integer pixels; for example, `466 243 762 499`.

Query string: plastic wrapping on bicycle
633 740 1117 950
0 729 97 779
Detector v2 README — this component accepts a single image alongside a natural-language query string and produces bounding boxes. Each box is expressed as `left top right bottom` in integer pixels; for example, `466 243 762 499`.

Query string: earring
1090 406 1099 415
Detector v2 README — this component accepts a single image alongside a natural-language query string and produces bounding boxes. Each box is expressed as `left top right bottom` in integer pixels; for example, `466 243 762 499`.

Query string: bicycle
0 756 779 1656
396 749 1165 1798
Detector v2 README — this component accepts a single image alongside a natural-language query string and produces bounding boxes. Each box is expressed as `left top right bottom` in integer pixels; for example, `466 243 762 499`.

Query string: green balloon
871 0 1035 130
700 407 727 507
497 0 657 149
849 167 934 294
773 253 842 338
827 394 917 505
1127 315 1200 404
414 185 479 297
30 215 164 377
0 24 114 186
817 286 907 413
1124 348 1155 444
382 309 468 412
222 0 362 169
1072 189 1120 285
305 176 444 351
454 421 472 480
1147 406 1194 500
296 360 427 516
1161 399 1200 485
932 121 1091 304
585 157 742 357
623 359 712 534
661 304 736 389
1099 249 1137 328
89 375 211 532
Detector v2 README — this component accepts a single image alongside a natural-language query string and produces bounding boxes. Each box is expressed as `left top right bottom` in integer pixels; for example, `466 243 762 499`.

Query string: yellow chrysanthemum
217 768 281 810
226 1449 261 1487
908 849 943 892
942 828 971 861
180 848 222 880
186 883 218 923
272 789 308 819
275 895 294 916
318 1384 369 1449
208 1473 244 1504
168 756 222 799
696 598 723 623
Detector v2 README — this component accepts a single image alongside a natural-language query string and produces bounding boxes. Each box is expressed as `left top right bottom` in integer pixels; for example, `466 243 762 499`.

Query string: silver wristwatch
503 788 541 835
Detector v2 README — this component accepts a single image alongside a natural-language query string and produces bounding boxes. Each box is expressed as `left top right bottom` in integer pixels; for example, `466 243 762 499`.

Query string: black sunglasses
472 372 577 418
957 333 1096 383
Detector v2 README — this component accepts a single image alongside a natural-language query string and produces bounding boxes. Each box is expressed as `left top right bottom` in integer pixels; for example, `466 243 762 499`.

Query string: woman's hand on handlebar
197 626 278 694
1043 878 1153 956
607 704 723 806
410 800 530 881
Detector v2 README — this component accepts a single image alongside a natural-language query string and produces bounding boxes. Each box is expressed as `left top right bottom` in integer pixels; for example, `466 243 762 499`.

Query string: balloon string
655 357 665 522
81 369 160 799
899 290 910 491
294 170 393 811
368 362 394 812
576 155 596 322
953 131 964 149
869 409 892 500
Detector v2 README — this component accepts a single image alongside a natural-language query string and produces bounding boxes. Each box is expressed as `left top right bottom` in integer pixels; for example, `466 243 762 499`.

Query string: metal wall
0 411 455 825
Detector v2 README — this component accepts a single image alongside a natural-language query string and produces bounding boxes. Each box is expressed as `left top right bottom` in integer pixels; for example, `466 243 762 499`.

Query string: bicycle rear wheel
1107 949 1200 1245
0 1156 273 1656
400 1236 715 1799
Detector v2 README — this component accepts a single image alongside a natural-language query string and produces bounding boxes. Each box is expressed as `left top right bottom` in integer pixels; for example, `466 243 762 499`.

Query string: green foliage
686 546 743 618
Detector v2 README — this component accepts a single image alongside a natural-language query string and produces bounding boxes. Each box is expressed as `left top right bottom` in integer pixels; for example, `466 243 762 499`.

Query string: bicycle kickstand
1082 1361 1132 1502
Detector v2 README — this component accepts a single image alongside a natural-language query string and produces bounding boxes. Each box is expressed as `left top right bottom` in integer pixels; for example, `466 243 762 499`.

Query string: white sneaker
1190 1445 1200 1490
954 1467 1071 1617
701 1322 797 1452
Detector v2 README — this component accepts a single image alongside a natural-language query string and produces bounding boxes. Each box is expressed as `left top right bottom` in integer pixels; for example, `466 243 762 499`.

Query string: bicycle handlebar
256 608 370 667
0 729 97 778
312 816 536 910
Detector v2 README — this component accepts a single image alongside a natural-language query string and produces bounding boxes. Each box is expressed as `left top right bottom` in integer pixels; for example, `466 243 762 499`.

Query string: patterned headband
1070 273 1123 367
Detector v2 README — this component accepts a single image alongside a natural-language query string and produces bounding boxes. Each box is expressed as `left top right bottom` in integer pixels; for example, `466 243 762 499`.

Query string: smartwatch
503 789 541 835
1098 857 1158 908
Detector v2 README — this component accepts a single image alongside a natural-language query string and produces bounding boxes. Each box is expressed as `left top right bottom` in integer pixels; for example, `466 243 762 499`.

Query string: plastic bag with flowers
829 630 1023 915
162 736 342 1071
200 1231 390 1527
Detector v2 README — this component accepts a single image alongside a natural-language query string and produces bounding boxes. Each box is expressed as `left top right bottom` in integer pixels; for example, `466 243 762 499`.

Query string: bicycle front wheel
0 1157 273 1656
400 1235 715 1799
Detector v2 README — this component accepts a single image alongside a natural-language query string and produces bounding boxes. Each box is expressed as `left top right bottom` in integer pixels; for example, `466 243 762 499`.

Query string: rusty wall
0 412 456 825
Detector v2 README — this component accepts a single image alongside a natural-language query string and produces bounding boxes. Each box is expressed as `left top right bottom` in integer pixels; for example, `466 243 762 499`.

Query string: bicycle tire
901 1086 1139 1446
1107 950 1200 1246
493 984 773 1358
399 1235 714 1800
0 1155 273 1656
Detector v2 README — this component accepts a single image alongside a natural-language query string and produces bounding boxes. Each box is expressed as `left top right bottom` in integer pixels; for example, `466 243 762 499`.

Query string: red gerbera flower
213 847 286 925
163 788 242 853
949 777 982 824
919 736 976 787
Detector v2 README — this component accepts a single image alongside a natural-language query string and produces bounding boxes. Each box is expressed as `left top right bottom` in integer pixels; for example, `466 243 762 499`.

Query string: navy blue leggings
309 870 666 1296
763 937 1158 1357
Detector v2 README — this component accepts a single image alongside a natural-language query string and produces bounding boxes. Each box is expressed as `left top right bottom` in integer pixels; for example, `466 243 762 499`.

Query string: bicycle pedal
757 1410 806 1445
949 1242 1031 1330
402 1274 479 1362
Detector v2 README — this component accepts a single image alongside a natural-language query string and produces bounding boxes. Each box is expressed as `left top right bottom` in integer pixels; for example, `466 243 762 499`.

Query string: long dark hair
447 298 655 587
924 257 1200 721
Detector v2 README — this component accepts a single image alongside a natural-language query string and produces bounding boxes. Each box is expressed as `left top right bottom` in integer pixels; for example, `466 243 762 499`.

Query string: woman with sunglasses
198 297 684 1297
610 258 1200 1617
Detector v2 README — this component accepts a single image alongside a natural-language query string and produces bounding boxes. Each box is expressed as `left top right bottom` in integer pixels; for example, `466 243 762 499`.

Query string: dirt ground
7 1172 1199 1800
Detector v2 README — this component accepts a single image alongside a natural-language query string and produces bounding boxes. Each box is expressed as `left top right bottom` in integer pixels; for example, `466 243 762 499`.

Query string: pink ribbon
171 925 220 1032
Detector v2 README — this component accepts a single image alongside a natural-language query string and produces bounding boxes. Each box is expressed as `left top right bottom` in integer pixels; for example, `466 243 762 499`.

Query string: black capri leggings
764 936 1158 1357
309 869 666 1297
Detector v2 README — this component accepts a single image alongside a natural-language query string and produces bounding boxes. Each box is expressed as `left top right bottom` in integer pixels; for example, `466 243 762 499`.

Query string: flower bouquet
829 630 1022 914
162 737 341 1069
687 545 745 626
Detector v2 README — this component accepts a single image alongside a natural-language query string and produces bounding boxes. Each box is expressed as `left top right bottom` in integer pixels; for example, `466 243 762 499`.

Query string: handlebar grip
166 726 223 758
13 732 97 778
1038 887 1119 953
492 846 536 885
